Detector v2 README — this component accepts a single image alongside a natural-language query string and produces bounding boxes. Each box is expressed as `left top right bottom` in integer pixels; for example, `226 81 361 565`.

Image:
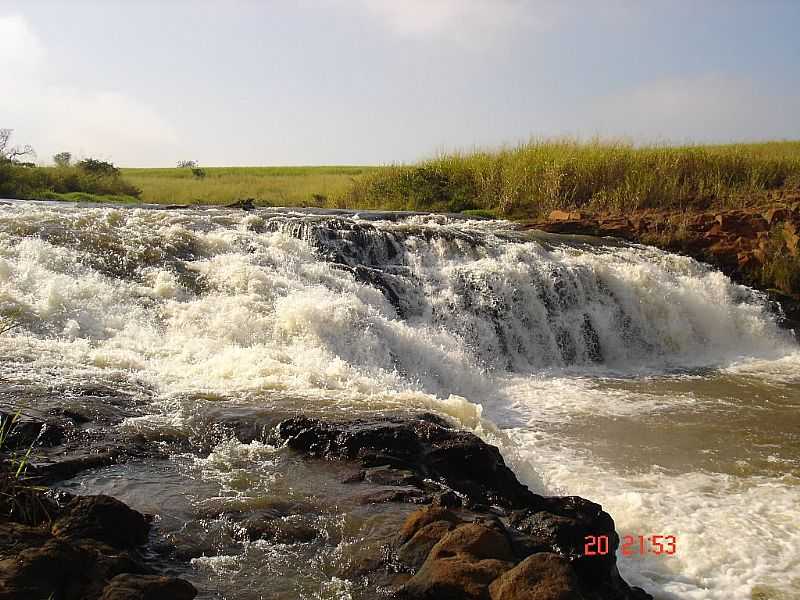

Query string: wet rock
510 496 618 578
36 449 124 483
391 487 649 599
52 495 151 549
274 414 545 509
397 519 459 569
488 553 583 600
0 521 52 555
399 506 464 544
433 491 463 509
225 198 256 211
0 487 195 600
99 574 197 600
238 515 319 544
363 465 422 487
400 523 516 599
0 537 91 600
200 412 650 600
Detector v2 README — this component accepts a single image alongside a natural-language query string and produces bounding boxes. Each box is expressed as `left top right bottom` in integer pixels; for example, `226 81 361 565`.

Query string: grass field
338 140 800 217
6 140 800 216
122 166 374 206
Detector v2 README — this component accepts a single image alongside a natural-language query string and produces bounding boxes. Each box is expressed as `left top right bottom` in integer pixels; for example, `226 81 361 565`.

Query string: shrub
77 158 120 176
0 159 141 201
53 152 72 167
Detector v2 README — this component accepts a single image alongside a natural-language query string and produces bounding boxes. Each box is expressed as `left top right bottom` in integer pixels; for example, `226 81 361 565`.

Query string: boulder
489 553 583 600
0 537 91 600
99 574 197 600
274 414 545 509
510 496 618 579
397 519 459 569
399 506 463 543
52 495 151 549
400 523 517 599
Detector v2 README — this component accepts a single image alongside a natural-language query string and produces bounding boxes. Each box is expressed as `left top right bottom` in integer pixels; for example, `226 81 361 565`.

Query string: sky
1 0 799 167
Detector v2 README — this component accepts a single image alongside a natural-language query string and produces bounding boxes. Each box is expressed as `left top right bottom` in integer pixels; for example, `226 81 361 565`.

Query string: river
0 201 798 599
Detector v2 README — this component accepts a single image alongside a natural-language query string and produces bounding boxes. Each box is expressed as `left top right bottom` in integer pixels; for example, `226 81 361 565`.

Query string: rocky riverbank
522 198 800 332
1 400 651 600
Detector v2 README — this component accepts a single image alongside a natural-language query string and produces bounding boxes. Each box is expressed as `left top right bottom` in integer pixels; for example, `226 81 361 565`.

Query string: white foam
2 203 799 599
479 376 800 600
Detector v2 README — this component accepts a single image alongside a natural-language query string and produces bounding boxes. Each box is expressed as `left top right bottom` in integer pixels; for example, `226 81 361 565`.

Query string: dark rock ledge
2 406 652 600
261 413 652 600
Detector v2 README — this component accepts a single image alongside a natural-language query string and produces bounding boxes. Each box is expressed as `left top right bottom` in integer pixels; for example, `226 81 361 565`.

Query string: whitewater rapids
0 201 798 599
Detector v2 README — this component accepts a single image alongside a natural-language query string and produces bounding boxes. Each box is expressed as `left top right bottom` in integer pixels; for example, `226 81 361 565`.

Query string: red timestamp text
584 534 677 557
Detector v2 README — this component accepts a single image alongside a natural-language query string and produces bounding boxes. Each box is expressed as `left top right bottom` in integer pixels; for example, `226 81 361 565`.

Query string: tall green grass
0 408 50 524
338 140 800 217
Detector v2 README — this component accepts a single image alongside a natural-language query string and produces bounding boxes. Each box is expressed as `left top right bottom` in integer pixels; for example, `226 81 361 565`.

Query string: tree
76 158 120 176
53 152 72 167
0 129 35 163
177 160 197 168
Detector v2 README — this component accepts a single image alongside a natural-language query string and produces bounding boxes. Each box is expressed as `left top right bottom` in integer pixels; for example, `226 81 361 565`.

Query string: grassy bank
123 166 374 206
337 140 800 217
0 161 141 204
5 140 800 216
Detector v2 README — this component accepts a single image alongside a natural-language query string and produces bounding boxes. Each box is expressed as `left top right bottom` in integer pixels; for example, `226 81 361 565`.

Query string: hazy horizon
3 0 800 167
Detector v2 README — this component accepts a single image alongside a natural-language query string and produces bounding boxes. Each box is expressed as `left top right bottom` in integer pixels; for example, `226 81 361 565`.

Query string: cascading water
1 200 798 600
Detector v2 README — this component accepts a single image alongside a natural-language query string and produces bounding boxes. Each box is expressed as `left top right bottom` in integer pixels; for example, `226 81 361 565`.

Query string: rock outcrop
2 404 652 600
264 414 651 600
273 414 541 510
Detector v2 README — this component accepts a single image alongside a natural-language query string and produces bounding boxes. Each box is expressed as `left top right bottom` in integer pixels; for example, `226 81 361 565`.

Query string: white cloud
588 75 800 143
355 0 565 39
0 14 177 166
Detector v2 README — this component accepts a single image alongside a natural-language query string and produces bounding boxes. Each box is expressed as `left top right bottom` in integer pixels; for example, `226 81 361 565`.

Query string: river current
0 201 798 599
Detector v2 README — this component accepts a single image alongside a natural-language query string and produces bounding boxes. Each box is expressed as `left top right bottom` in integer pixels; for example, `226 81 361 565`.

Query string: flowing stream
0 201 798 599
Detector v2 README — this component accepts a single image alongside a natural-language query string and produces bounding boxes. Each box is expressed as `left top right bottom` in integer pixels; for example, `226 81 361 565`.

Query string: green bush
0 160 141 201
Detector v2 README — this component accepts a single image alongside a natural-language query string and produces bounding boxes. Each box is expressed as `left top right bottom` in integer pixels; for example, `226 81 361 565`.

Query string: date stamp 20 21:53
584 534 677 557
